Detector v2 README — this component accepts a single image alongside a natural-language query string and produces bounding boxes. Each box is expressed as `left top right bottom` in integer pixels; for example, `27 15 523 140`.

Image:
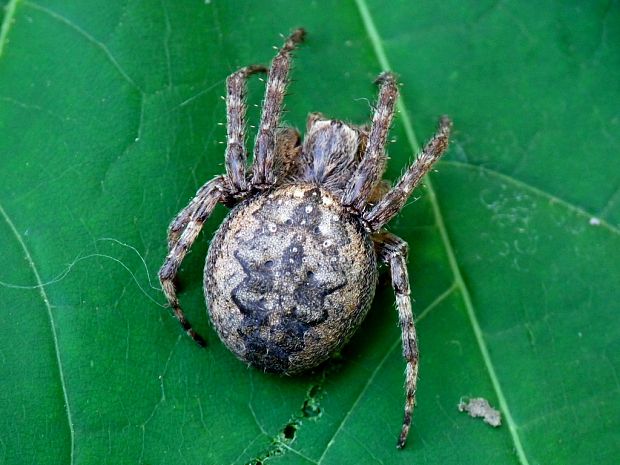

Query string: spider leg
225 65 268 193
167 176 228 249
159 176 228 346
364 117 452 231
342 72 398 211
373 231 418 449
251 28 305 188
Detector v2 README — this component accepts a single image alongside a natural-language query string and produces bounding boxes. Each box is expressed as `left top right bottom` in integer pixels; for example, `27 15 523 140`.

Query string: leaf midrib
354 0 531 464
0 0 19 57
2 1 606 463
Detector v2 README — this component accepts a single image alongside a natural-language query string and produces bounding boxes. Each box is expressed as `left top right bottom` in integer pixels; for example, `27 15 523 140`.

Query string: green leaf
0 1 618 464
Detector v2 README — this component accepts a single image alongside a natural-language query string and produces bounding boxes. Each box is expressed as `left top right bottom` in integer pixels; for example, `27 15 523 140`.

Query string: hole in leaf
282 423 297 440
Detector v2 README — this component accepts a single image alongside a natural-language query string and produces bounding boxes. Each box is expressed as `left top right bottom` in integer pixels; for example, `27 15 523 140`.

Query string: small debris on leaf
458 397 502 427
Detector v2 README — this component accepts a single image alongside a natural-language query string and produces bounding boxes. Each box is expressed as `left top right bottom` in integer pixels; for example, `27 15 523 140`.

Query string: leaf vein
442 160 620 235
0 202 75 464
317 337 401 464
315 284 455 462
0 0 20 58
24 1 144 93
354 1 532 464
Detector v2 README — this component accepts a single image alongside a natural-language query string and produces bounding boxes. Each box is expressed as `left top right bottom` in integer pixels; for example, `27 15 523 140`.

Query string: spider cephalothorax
159 28 451 449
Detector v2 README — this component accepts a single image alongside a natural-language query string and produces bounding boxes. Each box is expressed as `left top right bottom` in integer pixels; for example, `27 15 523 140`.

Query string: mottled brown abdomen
205 185 377 374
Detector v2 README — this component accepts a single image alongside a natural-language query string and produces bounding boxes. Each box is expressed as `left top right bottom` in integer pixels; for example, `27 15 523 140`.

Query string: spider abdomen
205 185 377 374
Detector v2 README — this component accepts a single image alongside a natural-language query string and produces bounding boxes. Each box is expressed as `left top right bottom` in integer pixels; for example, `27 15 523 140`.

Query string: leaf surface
0 1 618 464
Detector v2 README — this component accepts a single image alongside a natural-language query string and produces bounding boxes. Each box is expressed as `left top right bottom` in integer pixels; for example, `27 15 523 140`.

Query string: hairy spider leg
251 28 305 187
342 72 398 211
374 231 419 449
364 117 452 231
160 176 227 346
225 65 268 193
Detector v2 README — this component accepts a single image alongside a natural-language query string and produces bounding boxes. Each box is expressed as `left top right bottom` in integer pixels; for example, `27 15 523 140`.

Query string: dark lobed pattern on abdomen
205 185 376 375
230 188 348 372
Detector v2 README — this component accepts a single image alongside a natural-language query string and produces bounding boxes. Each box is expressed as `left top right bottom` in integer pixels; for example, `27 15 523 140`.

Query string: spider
159 28 451 449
